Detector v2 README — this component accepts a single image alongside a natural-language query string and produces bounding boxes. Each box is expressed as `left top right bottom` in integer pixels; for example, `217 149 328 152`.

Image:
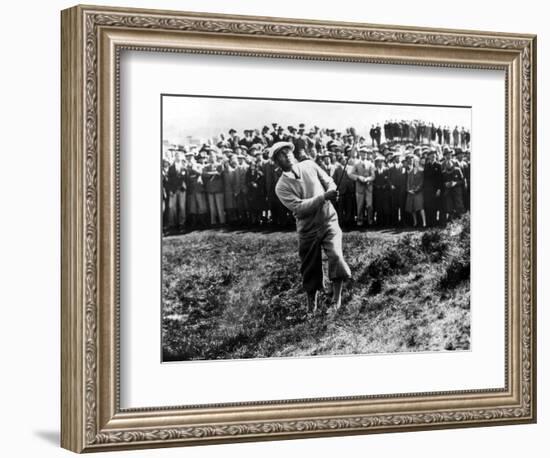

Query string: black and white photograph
161 94 471 362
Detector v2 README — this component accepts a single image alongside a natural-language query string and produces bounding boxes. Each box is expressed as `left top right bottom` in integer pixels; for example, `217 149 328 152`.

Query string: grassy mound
162 215 470 361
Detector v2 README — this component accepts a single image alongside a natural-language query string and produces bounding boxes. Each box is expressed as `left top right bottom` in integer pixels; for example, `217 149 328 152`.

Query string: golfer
273 141 351 314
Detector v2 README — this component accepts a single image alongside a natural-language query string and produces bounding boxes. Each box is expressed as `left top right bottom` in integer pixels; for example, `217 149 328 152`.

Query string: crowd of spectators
162 121 471 234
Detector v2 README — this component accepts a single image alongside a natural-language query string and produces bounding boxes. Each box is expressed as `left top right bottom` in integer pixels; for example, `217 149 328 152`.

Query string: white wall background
0 0 545 457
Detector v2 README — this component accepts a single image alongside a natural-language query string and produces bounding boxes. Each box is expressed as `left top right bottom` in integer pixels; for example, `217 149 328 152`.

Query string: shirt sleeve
313 161 336 191
275 180 326 219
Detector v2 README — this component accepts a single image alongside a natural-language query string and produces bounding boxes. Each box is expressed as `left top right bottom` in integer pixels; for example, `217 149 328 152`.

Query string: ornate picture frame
61 4 536 453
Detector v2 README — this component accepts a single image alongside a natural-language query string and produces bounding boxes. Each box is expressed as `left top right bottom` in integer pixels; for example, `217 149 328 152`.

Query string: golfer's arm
315 163 336 191
276 184 325 218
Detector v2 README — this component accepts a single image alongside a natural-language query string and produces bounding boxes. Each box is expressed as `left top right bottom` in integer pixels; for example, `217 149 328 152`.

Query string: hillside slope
162 215 470 361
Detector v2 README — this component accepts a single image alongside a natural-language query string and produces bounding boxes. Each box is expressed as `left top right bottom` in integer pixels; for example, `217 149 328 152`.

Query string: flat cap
269 141 295 159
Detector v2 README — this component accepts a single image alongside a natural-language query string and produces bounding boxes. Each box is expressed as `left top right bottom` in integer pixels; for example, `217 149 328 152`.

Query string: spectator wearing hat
409 122 417 145
166 151 187 232
239 130 255 150
332 153 356 228
455 128 463 148
404 155 427 228
305 129 317 158
404 121 410 142
234 152 250 226
423 149 443 226
373 155 391 227
425 123 433 145
202 151 226 226
369 125 376 147
430 123 437 143
161 159 170 232
316 152 334 177
368 148 377 163
454 149 470 211
326 139 343 155
443 126 451 145
405 121 412 141
374 124 382 148
401 121 409 142
436 125 443 145
227 128 240 150
349 147 375 227
383 121 390 142
261 125 273 147
385 122 392 141
253 151 270 222
463 149 471 210
271 125 286 144
387 153 406 226
292 125 308 158
452 126 460 147
246 160 265 225
441 150 465 221
459 127 466 149
272 142 351 314
222 154 238 225
250 129 264 147
186 154 208 228
394 121 402 141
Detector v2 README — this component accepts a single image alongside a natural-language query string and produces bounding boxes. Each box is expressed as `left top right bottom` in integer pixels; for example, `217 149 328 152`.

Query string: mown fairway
162 216 470 361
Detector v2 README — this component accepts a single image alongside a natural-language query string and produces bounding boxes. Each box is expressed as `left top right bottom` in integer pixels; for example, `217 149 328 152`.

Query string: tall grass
162 215 471 361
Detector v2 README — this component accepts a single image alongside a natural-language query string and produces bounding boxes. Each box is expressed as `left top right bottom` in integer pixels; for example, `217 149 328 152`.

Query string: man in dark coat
441 150 465 221
454 149 470 211
239 130 255 150
332 153 356 228
374 124 382 148
436 126 443 145
443 126 451 145
387 154 406 226
423 149 443 226
464 130 471 149
166 151 187 231
372 156 391 226
369 125 376 147
384 122 391 142
271 125 287 144
162 159 170 232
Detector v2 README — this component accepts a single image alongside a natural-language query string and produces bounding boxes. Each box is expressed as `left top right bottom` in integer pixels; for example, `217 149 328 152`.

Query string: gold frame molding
61 4 537 453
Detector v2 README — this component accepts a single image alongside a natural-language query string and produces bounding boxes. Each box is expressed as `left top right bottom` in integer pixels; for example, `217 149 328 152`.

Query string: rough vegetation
162 214 471 361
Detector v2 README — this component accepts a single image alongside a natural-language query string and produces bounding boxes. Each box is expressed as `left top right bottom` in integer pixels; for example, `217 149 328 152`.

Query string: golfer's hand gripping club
324 189 339 202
